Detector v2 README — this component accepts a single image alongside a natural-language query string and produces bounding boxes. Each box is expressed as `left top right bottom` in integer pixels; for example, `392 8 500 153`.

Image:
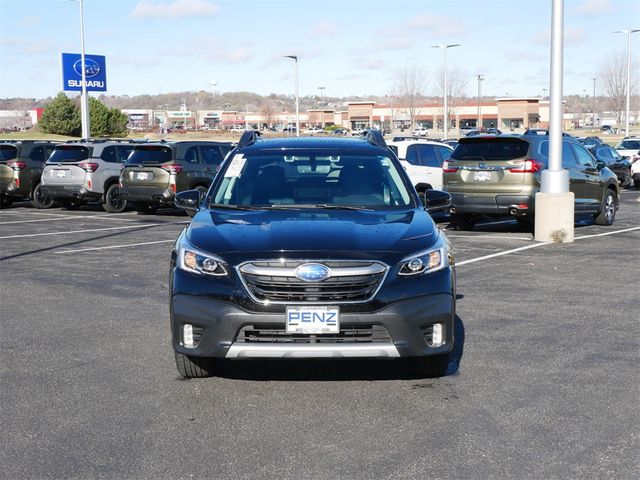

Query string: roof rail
361 129 387 148
237 130 261 149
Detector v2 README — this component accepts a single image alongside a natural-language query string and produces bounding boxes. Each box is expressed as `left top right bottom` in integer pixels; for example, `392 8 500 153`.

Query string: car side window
435 146 452 164
29 146 45 162
572 144 596 168
100 146 117 163
184 146 199 164
596 147 612 162
117 146 134 162
405 145 420 165
415 145 440 167
200 146 224 166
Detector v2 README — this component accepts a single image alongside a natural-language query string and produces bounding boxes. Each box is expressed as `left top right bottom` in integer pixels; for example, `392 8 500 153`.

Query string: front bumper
39 184 101 201
450 193 534 216
119 185 174 204
171 291 455 359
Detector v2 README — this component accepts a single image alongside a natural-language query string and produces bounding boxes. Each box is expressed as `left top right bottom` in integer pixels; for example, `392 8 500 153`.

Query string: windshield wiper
265 204 373 211
209 204 265 211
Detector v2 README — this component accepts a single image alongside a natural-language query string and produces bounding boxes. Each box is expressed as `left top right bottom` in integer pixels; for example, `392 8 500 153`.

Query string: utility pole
535 0 574 243
431 44 460 139
476 74 484 129
284 55 299 137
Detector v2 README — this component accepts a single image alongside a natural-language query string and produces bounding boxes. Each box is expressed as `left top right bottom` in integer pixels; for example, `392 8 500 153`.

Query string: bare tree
598 51 639 129
393 66 427 129
260 99 276 129
432 66 469 129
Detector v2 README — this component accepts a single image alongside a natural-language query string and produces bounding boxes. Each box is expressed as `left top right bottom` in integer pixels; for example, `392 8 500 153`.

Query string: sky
0 0 639 101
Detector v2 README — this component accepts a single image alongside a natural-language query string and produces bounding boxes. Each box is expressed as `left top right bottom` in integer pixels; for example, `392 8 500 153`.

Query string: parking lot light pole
318 86 325 128
431 44 460 139
535 0 574 243
592 77 596 127
476 74 484 129
284 55 299 137
613 29 640 136
75 0 90 139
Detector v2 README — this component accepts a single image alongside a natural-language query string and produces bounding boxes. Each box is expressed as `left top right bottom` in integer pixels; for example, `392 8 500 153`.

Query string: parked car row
0 139 234 213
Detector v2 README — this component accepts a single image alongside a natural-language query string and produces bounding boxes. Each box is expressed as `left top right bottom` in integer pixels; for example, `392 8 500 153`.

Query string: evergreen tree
88 97 112 137
108 107 129 137
39 92 81 136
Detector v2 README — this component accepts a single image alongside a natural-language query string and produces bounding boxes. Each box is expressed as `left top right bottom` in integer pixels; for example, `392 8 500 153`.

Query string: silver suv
40 140 137 212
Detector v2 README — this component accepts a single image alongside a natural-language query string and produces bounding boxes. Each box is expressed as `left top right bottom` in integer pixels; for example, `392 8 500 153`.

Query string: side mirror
175 190 201 216
421 189 451 213
595 159 606 170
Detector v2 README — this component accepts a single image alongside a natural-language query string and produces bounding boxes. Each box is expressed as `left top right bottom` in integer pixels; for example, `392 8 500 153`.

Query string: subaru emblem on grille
295 263 331 282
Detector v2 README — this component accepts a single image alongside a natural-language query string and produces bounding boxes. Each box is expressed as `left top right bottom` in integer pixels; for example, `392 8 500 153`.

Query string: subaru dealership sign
60 53 107 92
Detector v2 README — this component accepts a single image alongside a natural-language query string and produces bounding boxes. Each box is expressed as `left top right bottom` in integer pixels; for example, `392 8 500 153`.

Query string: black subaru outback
170 131 456 378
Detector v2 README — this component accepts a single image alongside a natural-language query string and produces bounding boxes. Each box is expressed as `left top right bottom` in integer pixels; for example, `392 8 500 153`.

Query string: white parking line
0 210 69 217
0 221 188 240
456 225 640 267
0 216 81 225
55 239 176 254
574 226 640 240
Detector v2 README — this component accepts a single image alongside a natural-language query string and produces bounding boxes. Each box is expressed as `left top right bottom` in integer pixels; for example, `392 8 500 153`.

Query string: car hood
186 208 439 263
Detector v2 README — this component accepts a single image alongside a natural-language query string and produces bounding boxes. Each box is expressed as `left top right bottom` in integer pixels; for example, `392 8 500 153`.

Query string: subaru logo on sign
295 263 331 282
73 58 100 78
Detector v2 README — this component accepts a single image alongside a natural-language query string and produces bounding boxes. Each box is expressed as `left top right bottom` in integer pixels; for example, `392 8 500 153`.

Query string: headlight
398 245 449 276
177 235 228 276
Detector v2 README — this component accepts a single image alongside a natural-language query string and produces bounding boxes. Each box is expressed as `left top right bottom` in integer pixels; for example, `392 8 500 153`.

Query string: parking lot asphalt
1 191 639 480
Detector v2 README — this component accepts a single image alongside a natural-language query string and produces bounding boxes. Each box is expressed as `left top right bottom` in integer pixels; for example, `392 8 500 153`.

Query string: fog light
431 323 444 347
183 324 195 348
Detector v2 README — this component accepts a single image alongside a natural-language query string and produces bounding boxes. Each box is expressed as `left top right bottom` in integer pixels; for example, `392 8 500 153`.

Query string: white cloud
131 0 219 19
407 14 465 37
310 22 337 36
575 0 612 15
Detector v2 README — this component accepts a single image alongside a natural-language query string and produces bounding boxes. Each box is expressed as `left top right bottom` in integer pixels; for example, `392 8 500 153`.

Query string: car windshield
211 149 413 209
126 146 173 165
0 145 18 161
616 140 640 150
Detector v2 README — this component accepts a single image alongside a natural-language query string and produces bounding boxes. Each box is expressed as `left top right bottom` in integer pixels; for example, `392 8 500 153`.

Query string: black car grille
238 260 387 304
235 324 392 344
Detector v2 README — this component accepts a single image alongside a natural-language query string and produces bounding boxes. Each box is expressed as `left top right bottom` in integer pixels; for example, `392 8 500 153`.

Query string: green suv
0 140 59 209
119 141 232 214
443 134 620 230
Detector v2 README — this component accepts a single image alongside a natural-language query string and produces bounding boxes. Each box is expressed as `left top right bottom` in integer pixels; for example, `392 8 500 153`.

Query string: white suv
40 140 136 212
398 141 453 191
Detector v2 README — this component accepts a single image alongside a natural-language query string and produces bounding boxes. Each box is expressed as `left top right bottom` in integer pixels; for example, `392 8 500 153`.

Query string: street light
476 74 484 129
209 80 217 98
431 44 460 139
318 86 326 127
72 0 90 138
613 29 639 136
592 77 597 127
284 55 299 137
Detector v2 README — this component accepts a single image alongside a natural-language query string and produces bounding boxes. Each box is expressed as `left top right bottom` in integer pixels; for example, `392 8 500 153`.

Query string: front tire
410 354 450 377
174 352 216 378
594 189 617 226
31 183 54 209
103 183 127 213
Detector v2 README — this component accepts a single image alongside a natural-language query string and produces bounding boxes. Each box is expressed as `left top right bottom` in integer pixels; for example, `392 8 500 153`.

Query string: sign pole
78 0 90 139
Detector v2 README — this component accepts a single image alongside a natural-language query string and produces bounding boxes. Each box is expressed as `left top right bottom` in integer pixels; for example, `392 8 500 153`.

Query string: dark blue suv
169 131 456 378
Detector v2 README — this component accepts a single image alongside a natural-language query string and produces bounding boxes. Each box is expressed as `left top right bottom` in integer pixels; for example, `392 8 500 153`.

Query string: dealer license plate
286 306 340 334
473 171 492 181
136 172 152 181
